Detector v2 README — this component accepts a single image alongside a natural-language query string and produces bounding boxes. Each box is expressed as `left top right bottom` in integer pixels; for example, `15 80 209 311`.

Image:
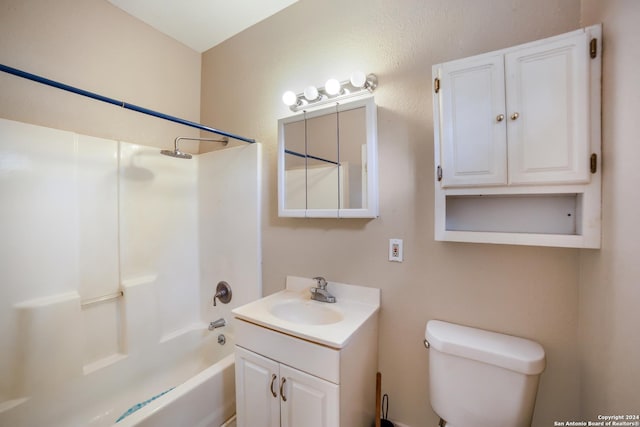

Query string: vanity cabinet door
236 346 340 427
505 30 591 185
436 53 508 187
235 346 280 427
279 364 339 427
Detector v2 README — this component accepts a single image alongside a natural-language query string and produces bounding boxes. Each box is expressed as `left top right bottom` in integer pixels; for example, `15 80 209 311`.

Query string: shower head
160 149 192 159
160 136 229 160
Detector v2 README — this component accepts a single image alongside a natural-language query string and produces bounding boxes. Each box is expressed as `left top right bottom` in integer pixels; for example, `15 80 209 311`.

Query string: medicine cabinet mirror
278 96 378 218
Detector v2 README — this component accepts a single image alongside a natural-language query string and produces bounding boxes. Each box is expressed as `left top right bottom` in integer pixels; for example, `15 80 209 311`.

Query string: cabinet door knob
496 114 505 122
270 374 278 398
510 112 520 120
280 377 287 402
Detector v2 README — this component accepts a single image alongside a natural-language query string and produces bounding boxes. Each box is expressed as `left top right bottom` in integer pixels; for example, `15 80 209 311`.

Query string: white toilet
425 320 546 427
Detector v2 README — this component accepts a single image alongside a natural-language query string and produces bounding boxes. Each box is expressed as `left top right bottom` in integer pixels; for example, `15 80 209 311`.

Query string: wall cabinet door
236 346 340 427
438 54 507 187
505 31 590 185
436 29 591 188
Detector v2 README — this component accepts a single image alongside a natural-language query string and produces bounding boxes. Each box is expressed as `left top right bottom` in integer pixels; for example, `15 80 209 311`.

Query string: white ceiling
108 0 299 53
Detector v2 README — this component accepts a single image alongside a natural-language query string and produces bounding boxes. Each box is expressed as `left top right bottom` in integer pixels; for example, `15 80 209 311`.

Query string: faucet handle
313 276 327 289
213 281 232 307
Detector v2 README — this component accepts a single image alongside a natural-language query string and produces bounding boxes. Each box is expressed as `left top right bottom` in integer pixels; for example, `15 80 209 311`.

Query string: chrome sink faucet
310 276 336 303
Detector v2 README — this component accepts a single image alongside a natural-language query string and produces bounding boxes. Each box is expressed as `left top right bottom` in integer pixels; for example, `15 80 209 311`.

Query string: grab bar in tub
81 290 123 308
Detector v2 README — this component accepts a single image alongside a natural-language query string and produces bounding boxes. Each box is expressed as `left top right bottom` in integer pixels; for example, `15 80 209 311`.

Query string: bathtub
0 327 236 427
114 353 236 427
109 330 237 427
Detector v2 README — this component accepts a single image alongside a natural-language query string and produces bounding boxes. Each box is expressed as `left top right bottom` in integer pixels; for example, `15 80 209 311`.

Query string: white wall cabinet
437 28 590 187
432 25 602 248
235 346 339 427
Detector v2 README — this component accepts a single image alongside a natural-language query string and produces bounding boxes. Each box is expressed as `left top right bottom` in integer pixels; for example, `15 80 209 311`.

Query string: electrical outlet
389 238 403 262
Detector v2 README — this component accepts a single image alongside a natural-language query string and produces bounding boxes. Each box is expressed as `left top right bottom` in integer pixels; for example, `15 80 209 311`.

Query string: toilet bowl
425 320 545 427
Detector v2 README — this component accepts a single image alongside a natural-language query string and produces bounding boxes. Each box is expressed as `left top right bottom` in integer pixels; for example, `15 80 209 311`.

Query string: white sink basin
232 276 380 348
270 300 343 325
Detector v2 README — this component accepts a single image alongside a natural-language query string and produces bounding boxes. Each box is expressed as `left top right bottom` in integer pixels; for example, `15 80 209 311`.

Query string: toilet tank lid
425 320 546 375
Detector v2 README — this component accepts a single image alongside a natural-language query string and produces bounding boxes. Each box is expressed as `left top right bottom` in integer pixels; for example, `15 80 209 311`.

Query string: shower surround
0 118 261 426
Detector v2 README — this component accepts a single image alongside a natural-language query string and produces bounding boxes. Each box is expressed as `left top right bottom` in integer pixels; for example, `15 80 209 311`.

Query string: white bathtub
0 327 236 427
110 331 237 427
114 352 236 427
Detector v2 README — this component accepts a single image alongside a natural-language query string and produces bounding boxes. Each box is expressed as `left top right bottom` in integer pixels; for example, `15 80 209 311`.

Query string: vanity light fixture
282 71 378 112
282 90 298 107
303 85 319 101
324 78 342 96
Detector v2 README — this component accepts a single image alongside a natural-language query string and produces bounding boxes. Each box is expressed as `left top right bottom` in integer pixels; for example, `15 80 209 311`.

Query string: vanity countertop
232 276 380 349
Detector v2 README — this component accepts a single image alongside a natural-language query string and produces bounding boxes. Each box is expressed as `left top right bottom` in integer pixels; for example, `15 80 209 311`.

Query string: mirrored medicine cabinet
277 96 378 218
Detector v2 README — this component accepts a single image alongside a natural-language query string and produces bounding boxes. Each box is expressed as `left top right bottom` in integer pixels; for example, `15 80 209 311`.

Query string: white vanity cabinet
235 346 339 427
234 317 377 427
233 276 380 427
432 25 602 248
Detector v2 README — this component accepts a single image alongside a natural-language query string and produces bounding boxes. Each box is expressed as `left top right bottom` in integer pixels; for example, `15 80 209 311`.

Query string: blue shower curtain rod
0 63 256 144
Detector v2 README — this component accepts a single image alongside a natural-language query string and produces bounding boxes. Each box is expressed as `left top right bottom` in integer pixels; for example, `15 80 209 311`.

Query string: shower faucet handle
213 281 232 307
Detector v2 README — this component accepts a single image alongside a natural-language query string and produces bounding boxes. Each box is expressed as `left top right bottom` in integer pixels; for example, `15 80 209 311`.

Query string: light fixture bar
282 72 378 112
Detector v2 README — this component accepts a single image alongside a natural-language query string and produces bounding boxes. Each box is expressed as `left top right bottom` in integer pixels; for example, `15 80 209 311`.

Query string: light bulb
303 86 319 101
282 90 298 106
325 78 342 96
350 71 367 88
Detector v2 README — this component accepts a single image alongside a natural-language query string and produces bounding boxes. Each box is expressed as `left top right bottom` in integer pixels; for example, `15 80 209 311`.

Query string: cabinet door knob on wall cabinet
280 377 287 402
496 114 505 122
510 112 520 120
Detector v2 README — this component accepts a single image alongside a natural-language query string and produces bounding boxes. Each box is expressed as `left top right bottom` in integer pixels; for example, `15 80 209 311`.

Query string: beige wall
579 0 640 418
0 0 201 149
202 1 584 425
3 0 638 424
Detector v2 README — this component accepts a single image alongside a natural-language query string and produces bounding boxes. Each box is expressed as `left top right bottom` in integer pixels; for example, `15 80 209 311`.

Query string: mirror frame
277 95 378 218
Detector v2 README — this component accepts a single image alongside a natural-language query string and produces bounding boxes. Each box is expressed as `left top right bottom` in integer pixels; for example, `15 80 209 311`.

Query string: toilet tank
425 320 545 427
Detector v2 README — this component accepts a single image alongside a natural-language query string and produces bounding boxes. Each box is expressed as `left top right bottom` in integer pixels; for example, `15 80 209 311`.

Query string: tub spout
209 318 226 331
